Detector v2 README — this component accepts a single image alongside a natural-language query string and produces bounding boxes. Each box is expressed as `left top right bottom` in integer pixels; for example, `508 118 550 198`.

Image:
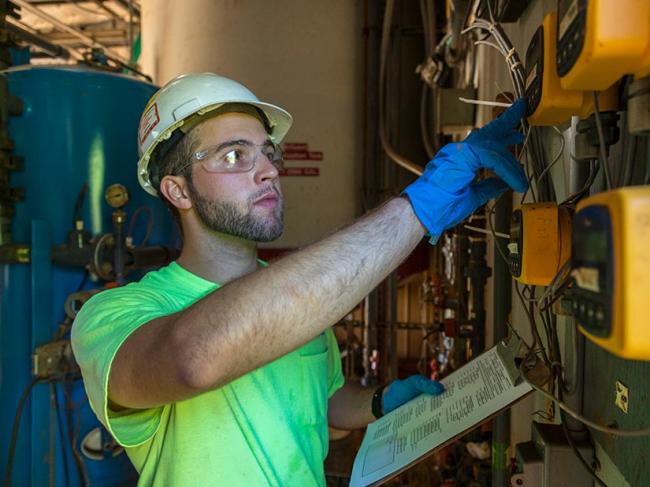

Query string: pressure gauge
105 184 129 209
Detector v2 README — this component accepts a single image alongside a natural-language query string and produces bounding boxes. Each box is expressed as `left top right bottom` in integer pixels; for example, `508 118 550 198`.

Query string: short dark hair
150 130 199 231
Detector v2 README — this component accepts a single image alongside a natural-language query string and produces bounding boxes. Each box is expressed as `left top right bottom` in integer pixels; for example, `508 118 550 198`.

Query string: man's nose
254 151 280 183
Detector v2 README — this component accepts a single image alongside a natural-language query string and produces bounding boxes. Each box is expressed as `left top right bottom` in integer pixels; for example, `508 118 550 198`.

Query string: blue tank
0 66 176 486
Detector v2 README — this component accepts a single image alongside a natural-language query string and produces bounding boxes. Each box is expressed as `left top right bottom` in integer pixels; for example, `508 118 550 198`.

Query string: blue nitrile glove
383 375 445 415
403 98 528 243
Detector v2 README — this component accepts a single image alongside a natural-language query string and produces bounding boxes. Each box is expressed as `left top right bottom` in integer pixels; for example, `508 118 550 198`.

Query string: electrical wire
515 317 609 485
464 17 559 202
49 381 56 487
63 376 89 487
592 91 614 190
559 407 609 487
523 375 650 437
464 224 508 238
534 126 565 189
53 383 71 487
418 0 438 158
561 159 599 206
127 205 155 246
458 96 511 107
4 377 44 487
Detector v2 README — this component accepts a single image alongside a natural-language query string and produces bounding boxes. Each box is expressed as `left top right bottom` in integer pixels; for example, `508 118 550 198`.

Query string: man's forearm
174 197 425 391
328 381 377 430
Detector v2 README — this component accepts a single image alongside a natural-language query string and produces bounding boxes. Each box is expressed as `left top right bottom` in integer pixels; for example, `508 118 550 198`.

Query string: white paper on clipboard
350 337 532 487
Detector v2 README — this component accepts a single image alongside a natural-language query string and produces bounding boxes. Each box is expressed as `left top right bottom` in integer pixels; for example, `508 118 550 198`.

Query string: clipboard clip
496 333 527 387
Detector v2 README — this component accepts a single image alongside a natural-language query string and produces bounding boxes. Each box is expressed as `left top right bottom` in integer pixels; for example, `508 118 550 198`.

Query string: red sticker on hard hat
139 102 160 145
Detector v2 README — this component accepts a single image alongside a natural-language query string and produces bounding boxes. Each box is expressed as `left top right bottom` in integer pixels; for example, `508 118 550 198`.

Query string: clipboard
350 335 532 487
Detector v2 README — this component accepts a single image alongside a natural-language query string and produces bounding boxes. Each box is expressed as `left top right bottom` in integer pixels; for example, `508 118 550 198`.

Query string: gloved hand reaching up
380 375 445 416
403 98 528 243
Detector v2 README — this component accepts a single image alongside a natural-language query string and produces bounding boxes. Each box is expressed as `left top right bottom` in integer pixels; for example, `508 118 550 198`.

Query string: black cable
514 283 550 365
49 384 56 487
75 271 89 293
557 380 609 487
127 206 155 247
63 376 89 487
4 377 43 487
561 160 598 206
592 92 613 190
53 383 71 487
546 290 607 486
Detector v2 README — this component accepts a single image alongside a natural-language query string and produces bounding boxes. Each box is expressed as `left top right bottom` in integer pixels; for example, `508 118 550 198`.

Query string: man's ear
159 175 192 210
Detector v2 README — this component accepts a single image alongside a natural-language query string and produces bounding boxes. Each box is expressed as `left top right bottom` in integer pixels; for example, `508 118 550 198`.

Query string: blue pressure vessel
0 66 175 486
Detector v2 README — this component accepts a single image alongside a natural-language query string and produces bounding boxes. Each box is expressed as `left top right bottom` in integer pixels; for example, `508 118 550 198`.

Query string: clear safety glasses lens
194 142 284 173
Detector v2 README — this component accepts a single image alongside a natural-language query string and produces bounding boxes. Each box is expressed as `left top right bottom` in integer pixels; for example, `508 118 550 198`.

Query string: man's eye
222 149 242 165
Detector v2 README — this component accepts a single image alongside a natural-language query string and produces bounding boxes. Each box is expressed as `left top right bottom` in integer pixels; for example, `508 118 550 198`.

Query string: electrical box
571 186 650 360
556 0 650 91
512 422 593 487
525 12 583 126
508 203 572 286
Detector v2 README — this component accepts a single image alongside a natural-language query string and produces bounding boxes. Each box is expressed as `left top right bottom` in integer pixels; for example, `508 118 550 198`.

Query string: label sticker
279 167 320 177
282 142 324 161
571 267 600 293
139 102 160 145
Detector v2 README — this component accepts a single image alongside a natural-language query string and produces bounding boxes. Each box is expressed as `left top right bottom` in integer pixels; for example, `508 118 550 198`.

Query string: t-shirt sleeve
71 286 171 448
325 328 345 398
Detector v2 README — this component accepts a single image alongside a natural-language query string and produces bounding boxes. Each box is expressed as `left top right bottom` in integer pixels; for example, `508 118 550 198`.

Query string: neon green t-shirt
71 262 345 486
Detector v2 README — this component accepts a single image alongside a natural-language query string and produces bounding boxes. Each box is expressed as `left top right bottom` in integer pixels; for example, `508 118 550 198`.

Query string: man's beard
187 182 284 242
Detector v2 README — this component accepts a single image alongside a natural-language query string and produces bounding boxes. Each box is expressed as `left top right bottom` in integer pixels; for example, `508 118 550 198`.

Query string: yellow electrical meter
556 0 650 91
508 203 572 286
571 186 650 360
525 12 583 126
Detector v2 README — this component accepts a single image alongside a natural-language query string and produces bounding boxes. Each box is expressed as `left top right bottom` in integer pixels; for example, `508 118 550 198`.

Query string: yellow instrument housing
526 12 583 126
557 0 650 91
509 203 572 286
573 186 650 360
526 12 619 126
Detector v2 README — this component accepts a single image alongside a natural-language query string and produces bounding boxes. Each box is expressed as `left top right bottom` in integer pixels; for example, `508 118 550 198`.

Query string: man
72 73 527 486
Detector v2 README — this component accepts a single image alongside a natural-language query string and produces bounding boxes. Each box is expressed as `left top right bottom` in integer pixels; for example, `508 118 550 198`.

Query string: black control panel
570 204 614 337
525 24 544 117
556 0 587 77
509 209 523 277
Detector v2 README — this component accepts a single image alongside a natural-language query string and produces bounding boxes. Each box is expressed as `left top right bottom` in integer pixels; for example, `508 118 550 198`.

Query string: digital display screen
558 0 573 19
576 230 608 263
572 205 613 295
558 0 579 40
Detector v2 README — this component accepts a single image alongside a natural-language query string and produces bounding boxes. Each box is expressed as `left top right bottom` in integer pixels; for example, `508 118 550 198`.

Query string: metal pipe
492 193 513 487
5 21 71 59
379 0 425 176
12 0 128 63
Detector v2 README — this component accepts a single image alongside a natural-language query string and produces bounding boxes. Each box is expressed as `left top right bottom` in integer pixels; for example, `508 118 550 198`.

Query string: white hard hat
137 72 293 196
